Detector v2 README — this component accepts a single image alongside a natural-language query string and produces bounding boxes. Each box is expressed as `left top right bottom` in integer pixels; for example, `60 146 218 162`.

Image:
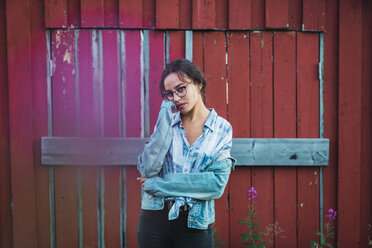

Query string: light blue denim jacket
137 100 236 230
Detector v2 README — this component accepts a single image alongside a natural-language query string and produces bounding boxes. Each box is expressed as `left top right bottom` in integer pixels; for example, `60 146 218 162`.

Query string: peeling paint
63 48 72 64
55 30 62 49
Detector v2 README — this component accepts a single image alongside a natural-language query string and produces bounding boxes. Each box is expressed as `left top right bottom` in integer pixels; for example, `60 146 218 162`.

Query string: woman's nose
173 93 181 101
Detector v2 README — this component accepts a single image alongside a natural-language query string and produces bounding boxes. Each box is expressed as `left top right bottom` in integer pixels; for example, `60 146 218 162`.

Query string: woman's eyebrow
165 82 186 91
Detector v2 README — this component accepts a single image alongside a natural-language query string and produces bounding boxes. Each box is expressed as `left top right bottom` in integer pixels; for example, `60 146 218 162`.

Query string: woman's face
163 72 202 114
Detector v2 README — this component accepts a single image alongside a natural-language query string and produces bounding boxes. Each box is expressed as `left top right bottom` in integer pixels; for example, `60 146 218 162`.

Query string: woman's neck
181 98 210 123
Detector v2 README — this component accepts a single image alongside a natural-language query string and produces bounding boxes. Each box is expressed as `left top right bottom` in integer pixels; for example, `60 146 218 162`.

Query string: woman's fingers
136 177 146 186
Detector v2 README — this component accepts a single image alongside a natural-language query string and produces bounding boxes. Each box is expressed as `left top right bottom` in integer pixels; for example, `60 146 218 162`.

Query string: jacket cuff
144 177 157 194
160 100 175 110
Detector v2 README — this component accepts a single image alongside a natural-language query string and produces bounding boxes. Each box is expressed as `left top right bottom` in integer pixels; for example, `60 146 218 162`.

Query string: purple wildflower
247 187 258 201
324 208 337 225
325 208 337 220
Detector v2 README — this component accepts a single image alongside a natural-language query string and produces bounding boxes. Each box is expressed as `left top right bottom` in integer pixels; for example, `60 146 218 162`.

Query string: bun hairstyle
159 59 207 101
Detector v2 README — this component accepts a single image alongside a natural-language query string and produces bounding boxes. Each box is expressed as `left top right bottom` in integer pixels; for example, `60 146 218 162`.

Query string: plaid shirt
163 109 233 220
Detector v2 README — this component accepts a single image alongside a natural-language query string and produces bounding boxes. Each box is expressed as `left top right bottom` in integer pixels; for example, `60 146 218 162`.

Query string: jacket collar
172 109 217 132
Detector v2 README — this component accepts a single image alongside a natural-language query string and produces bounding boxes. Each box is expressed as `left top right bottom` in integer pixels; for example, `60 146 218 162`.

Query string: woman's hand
137 177 146 187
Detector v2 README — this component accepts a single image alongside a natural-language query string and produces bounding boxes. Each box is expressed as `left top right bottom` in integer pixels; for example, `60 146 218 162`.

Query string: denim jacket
137 100 236 230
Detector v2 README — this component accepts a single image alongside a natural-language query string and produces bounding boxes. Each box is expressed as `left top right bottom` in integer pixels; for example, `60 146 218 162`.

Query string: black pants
137 208 214 248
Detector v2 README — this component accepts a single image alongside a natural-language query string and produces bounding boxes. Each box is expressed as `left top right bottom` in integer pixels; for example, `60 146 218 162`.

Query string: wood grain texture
338 0 363 246
227 31 250 138
6 0 38 247
30 0 51 247
302 0 326 31
81 0 105 27
273 31 297 248
250 31 274 247
124 31 143 248
179 0 192 29
51 29 79 247
77 29 98 248
119 0 143 28
102 29 121 248
203 32 227 118
227 31 251 248
148 31 164 133
156 0 179 29
192 0 216 29
44 0 68 28
322 0 339 247
229 0 252 29
0 0 12 246
360 1 372 246
265 0 289 29
104 0 119 27
296 32 320 247
125 31 142 137
168 31 185 62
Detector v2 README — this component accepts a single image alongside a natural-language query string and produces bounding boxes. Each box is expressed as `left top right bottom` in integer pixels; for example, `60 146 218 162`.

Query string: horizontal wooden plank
42 137 329 166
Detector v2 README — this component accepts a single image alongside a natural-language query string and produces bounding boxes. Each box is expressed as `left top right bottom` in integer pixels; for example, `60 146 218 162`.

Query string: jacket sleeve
144 153 236 201
137 100 175 178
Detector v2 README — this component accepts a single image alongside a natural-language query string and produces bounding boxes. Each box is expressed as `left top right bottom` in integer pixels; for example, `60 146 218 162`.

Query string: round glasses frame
162 84 188 101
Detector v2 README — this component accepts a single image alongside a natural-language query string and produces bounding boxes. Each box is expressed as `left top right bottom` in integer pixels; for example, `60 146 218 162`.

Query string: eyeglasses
162 84 188 101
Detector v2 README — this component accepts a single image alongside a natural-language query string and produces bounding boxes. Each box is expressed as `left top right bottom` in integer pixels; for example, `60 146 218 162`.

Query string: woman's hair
159 58 206 100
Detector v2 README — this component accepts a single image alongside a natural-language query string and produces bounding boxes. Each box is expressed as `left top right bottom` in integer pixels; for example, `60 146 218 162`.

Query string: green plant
213 226 226 248
239 187 268 248
309 208 337 248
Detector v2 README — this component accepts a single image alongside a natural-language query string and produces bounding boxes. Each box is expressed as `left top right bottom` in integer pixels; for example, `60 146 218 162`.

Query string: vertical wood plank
6 0 38 247
360 1 372 246
143 0 155 28
44 0 68 28
273 31 297 248
322 0 339 247
0 0 12 246
229 0 252 30
81 0 105 27
289 0 302 30
148 31 164 133
215 0 228 29
227 31 250 138
203 31 229 243
179 0 192 29
338 0 362 246
156 0 179 29
77 29 98 248
68 0 81 27
296 32 320 247
125 30 144 248
104 0 119 27
251 0 265 29
192 0 216 29
227 31 251 248
119 0 143 28
31 0 51 247
101 30 121 248
250 31 275 247
303 0 326 31
192 31 204 69
51 29 79 248
125 31 142 138
169 31 185 61
203 32 227 118
265 0 289 29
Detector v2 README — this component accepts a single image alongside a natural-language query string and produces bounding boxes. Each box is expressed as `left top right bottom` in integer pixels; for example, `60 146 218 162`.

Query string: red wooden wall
0 0 371 247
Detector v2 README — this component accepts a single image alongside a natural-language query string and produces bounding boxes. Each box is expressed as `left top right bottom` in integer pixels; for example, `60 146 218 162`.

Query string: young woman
137 59 236 248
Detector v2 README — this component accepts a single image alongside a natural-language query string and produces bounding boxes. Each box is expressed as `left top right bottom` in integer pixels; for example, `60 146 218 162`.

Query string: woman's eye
165 92 173 97
177 87 186 93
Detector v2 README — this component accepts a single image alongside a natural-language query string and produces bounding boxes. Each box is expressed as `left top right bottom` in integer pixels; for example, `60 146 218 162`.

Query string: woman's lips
177 103 186 110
